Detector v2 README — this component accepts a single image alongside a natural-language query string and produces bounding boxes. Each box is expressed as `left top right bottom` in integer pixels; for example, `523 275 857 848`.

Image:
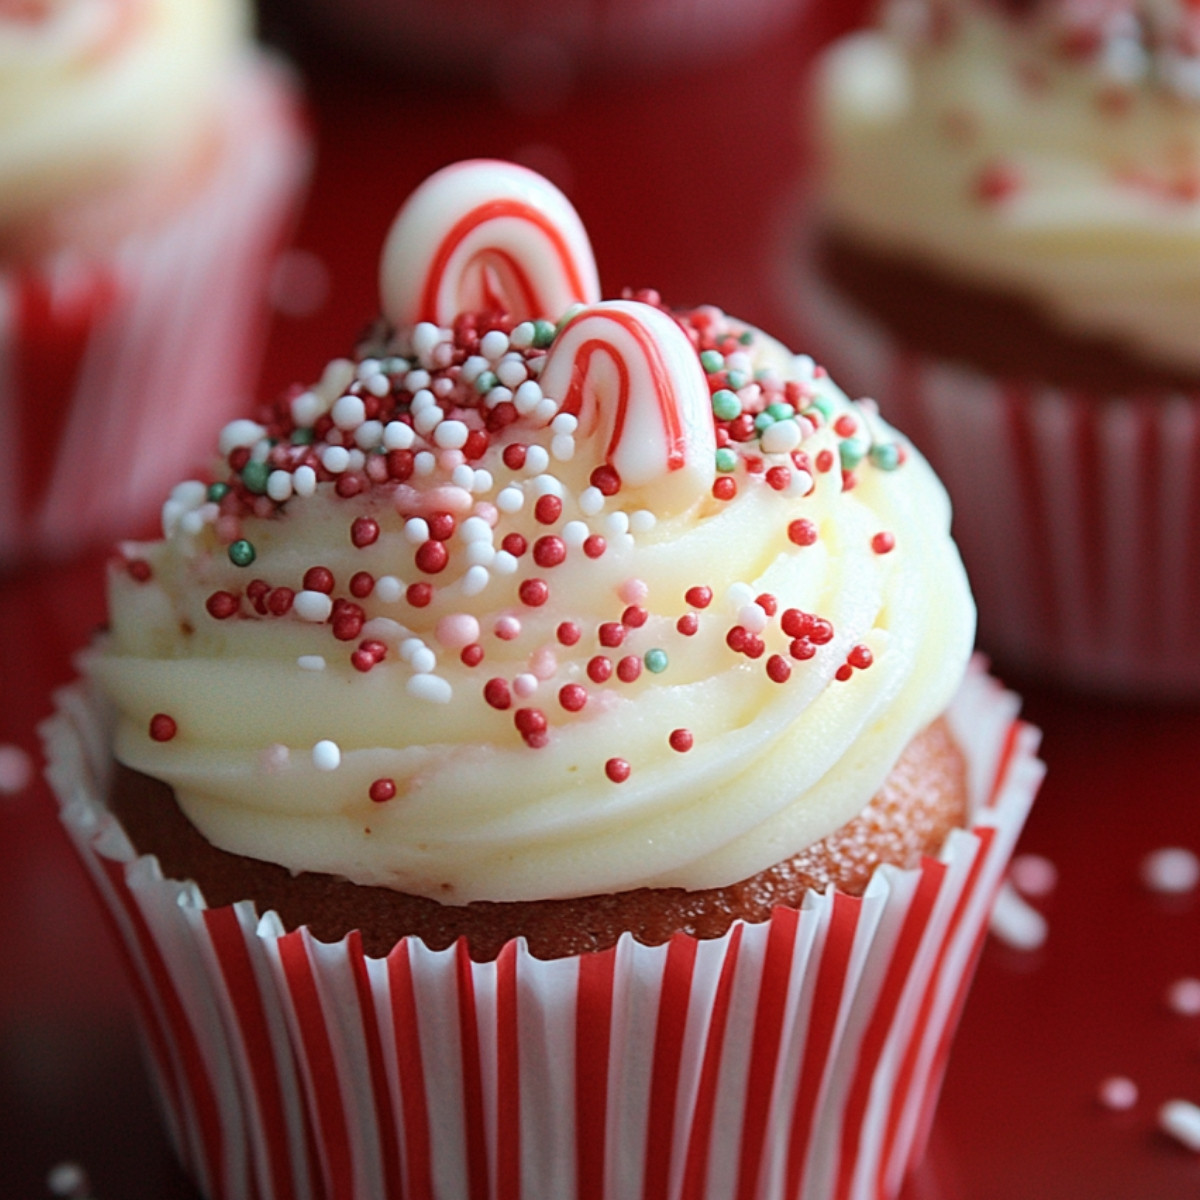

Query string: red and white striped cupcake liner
793 235 1200 695
0 59 309 567
43 661 1041 1200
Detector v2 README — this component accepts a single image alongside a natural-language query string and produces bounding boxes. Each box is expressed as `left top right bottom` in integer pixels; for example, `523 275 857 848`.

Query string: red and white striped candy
538 299 716 513
380 159 600 328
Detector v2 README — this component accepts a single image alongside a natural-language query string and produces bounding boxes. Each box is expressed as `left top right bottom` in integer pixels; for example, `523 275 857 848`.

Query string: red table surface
4 5 1200 1198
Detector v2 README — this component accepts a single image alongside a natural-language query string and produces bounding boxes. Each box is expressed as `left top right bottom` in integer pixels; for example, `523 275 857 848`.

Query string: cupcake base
44 661 1040 1200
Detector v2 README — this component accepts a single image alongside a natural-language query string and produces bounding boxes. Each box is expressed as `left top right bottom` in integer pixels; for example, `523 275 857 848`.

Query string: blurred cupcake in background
0 0 309 566
798 0 1200 695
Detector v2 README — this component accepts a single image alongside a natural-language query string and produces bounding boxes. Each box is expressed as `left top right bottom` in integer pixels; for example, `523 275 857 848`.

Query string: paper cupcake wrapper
0 59 309 566
43 661 1041 1200
793 234 1200 695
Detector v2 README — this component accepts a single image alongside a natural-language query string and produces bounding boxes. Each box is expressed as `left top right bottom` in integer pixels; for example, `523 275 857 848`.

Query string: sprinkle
149 714 177 742
559 684 588 712
583 535 607 559
416 541 449 574
557 621 582 645
988 880 1048 951
514 707 548 747
590 465 621 496
1097 1077 1138 1112
461 643 484 667
463 565 490 595
605 758 631 783
685 586 713 609
497 485 525 513
533 536 566 568
406 582 434 608
524 445 550 474
206 591 240 620
293 466 317 497
435 613 481 649
617 655 642 683
588 656 613 682
0 744 33 795
848 644 874 669
369 778 397 803
228 539 256 568
313 740 341 770
293 590 334 622
304 566 335 593
623 605 648 628
46 1162 92 1199
350 571 375 598
712 477 737 501
767 655 791 683
513 673 539 698
332 394 366 430
1140 847 1200 894
676 613 699 636
1159 1100 1200 1152
297 655 326 671
408 674 453 703
384 421 415 450
711 389 741 420
219 418 267 457
519 578 549 606
715 447 738 473
872 531 896 555
495 616 522 640
599 622 625 648
644 648 669 674
1166 978 1200 1016
761 421 801 454
788 518 818 547
1009 853 1058 898
322 445 351 474
534 494 563 524
484 678 513 709
739 603 769 634
669 729 694 752
579 487 605 516
351 517 380 548
375 575 403 603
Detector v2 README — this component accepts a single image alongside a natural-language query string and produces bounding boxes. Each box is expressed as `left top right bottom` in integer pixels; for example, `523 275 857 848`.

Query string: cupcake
44 160 1042 1200
0 0 309 566
798 0 1200 695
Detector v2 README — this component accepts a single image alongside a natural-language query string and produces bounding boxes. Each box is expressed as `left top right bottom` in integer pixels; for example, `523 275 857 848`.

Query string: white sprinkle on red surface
1140 847 1200 895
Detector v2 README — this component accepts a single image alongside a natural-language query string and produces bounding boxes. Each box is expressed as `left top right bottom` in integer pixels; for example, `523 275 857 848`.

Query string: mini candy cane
380 159 600 328
538 299 716 514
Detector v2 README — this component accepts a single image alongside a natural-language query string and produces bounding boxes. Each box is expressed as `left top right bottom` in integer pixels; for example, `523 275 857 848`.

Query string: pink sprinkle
435 613 481 650
1098 1077 1138 1112
1140 847 1199 895
531 646 558 680
513 673 539 698
472 502 499 526
1166 978 1200 1016
0 744 33 796
494 616 522 641
619 578 649 605
1010 853 1058 898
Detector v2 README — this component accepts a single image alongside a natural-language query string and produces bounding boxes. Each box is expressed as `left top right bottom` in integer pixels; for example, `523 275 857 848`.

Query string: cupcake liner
43 661 1041 1200
0 58 309 567
792 230 1200 696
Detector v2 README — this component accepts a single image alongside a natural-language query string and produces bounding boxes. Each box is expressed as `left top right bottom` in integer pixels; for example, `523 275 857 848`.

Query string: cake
45 159 1042 1200
801 0 1200 694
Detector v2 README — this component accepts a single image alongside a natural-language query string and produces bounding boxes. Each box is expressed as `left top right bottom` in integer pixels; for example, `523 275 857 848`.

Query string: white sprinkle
471 468 494 493
461 354 489 383
510 321 535 348
293 591 333 622
410 387 436 413
0 744 33 795
312 740 341 771
219 419 267 457
412 322 442 365
356 357 383 380
384 421 415 450
178 509 207 537
988 880 1048 951
435 420 469 450
320 445 351 474
726 350 752 375
579 486 605 516
408 674 453 703
46 1162 91 1199
439 451 465 475
497 485 524 513
365 372 391 398
739 603 769 634
1010 853 1058 898
496 356 528 388
355 420 385 450
249 439 271 463
319 357 356 398
332 394 366 430
1141 847 1200 894
405 368 432 393
761 420 802 454
551 434 576 461
485 385 514 410
524 446 550 476
170 479 207 508
605 511 630 536
514 380 543 414
513 673 539 698
161 499 186 537
361 618 405 644
1098 1076 1138 1111
793 353 817 381
291 390 323 426
465 541 496 567
293 465 317 497
347 448 366 472
1160 1099 1200 1151
492 550 519 575
460 516 492 543
399 637 425 661
410 647 437 674
267 471 294 503
630 510 656 533
480 329 510 359
414 451 437 476
562 520 589 547
375 575 403 603
787 470 815 497
531 473 563 498
727 581 756 609
462 564 490 595
405 517 430 544
550 413 578 435
1167 978 1200 1016
414 406 443 436
533 397 559 425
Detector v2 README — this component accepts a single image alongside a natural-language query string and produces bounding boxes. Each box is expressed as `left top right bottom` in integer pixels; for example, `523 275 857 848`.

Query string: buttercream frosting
89 161 974 903
818 0 1200 374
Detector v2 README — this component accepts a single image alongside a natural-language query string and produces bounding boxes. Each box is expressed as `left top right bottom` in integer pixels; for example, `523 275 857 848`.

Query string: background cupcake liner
43 662 1041 1200
0 59 309 567
792 234 1200 696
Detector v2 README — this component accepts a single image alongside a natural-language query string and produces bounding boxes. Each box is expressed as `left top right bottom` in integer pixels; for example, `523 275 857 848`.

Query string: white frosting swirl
818 1 1200 373
89 308 974 903
0 0 248 234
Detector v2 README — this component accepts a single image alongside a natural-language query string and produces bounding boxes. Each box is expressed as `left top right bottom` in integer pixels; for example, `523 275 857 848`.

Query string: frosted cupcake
0 0 308 565
799 0 1200 695
45 160 1041 1200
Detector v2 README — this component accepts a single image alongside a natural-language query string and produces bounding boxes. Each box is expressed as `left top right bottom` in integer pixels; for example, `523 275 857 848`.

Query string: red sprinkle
788 519 818 547
350 571 375 598
559 684 588 712
415 540 449 574
406 581 433 608
834 414 857 438
361 639 387 662
816 449 835 473
532 536 566 568
205 590 239 620
871 531 896 555
676 613 699 636
590 465 621 496
766 654 792 683
617 655 642 683
484 678 512 709
726 625 748 653
809 618 834 645
351 648 377 672
848 644 874 669
669 728 694 753
534 494 563 525
605 758 631 783
148 713 177 742
332 608 365 641
557 621 582 646
304 566 335 594
427 511 456 541
743 635 765 660
836 663 854 682
587 656 613 683
712 477 737 501
463 429 489 461
685 586 713 609
247 578 271 614
583 535 607 559
502 532 528 557
756 593 777 617
973 160 1023 205
126 558 152 582
599 622 625 648
790 638 816 660
267 587 294 616
502 443 527 470
369 778 397 803
765 466 791 492
781 609 812 638
461 643 484 667
514 707 548 745
622 605 648 628
519 578 549 607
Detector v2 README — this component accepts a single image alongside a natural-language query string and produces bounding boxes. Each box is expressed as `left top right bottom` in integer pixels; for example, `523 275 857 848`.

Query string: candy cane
380 159 600 329
538 300 716 514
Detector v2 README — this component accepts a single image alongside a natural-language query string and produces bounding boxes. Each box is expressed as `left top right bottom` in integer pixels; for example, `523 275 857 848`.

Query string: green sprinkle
383 356 407 375
711 389 741 421
715 447 738 473
290 427 315 445
699 349 724 374
206 482 230 503
738 330 753 345
807 394 834 419
767 401 795 421
474 370 499 394
241 460 270 495
644 648 669 674
869 442 901 471
726 369 749 390
228 539 256 568
754 412 775 433
839 438 868 470
534 318 558 347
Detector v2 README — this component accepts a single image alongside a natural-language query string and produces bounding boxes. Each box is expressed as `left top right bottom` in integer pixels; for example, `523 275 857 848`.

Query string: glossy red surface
4 4 1200 1197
